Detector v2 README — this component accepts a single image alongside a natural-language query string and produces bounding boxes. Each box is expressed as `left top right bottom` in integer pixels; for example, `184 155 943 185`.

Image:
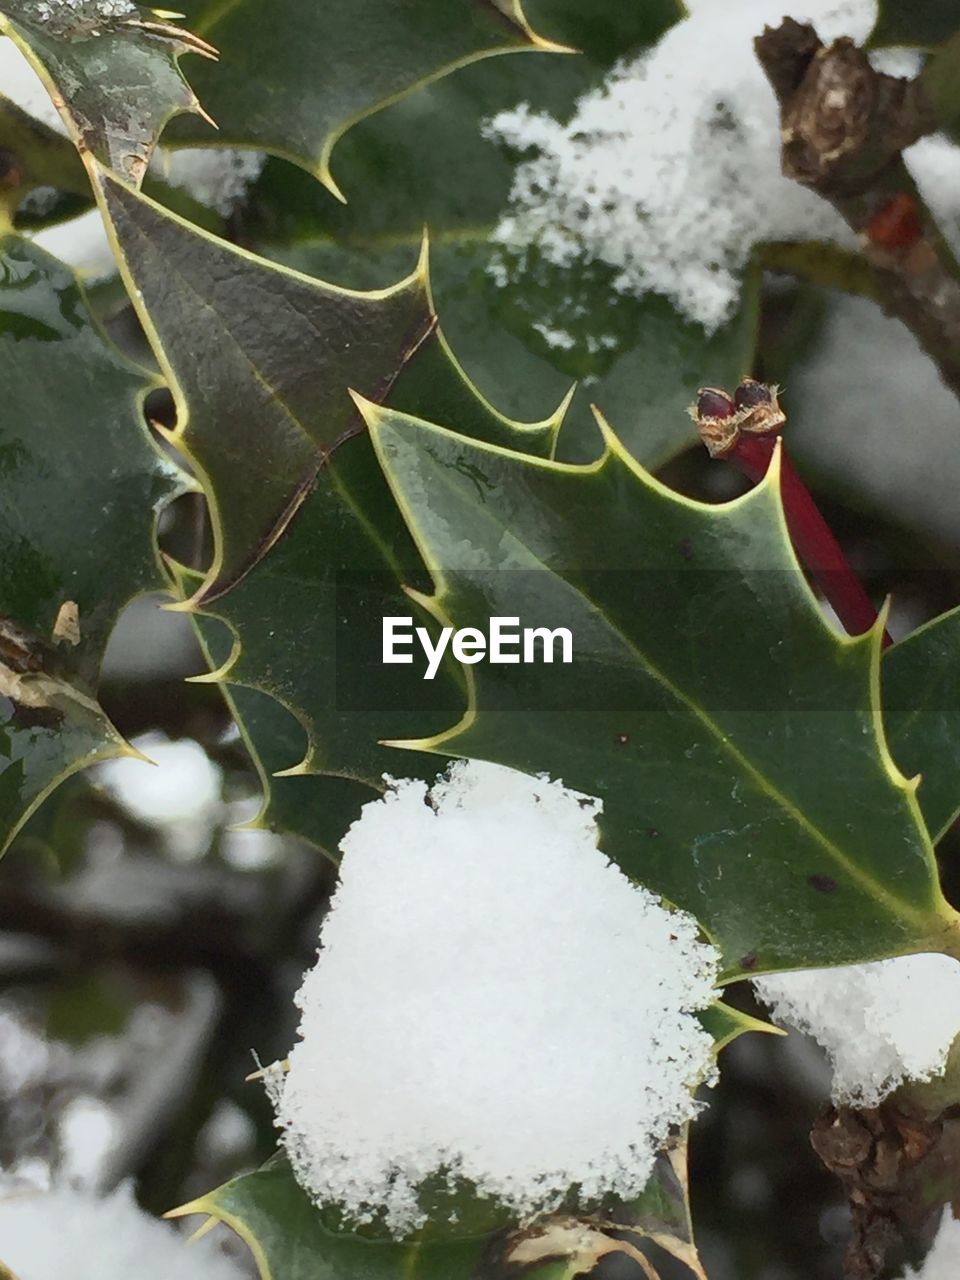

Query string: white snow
94 732 223 859
899 1209 960 1280
31 209 116 278
0 37 66 133
755 954 960 1106
0 1183 246 1280
485 0 955 333
268 760 720 1236
153 149 267 217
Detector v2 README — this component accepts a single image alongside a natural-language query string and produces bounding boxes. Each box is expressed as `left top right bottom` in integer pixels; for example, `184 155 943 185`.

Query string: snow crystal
899 1209 960 1280
269 760 720 1236
486 0 928 332
0 1183 245 1280
755 954 960 1106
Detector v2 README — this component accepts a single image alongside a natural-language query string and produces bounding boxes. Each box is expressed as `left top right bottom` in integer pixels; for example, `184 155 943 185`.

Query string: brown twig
754 19 960 400
811 1101 960 1280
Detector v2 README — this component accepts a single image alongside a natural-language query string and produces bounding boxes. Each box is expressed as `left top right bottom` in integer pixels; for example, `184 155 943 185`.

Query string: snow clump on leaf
755 954 960 1106
267 760 721 1236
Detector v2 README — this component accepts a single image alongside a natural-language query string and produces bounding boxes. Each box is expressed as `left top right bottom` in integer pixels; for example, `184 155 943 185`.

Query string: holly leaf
176 384 564 851
169 1161 493 1280
869 0 960 48
243 0 753 470
98 167 560 600
0 232 182 855
884 607 960 841
169 1159 703 1280
360 400 960 977
0 1 216 185
97 171 565 852
97 170 445 603
165 0 565 199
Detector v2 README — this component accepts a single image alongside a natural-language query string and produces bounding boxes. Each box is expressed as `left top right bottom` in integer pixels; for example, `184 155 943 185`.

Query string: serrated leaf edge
355 395 960 970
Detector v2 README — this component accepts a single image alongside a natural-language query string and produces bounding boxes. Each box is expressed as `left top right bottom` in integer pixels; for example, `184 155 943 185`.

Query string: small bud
690 388 739 458
695 387 736 421
734 378 771 411
736 379 785 438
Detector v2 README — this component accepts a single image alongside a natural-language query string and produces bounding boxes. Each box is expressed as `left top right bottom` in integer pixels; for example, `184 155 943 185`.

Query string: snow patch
899 1209 960 1280
13 1 136 35
0 37 66 133
94 732 223 859
0 1182 246 1280
269 760 720 1236
755 954 960 1105
484 0 937 333
153 149 267 217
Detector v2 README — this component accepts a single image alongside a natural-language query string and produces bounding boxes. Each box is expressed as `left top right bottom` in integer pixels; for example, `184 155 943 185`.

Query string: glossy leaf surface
0 1 215 184
100 175 562 851
167 0 562 197
364 402 959 976
241 0 756 470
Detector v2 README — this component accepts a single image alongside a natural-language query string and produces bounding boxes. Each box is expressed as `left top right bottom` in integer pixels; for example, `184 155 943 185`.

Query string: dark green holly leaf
166 0 565 198
177 386 563 849
243 0 751 470
0 232 182 855
169 1158 703 1280
264 241 758 471
523 0 681 63
169 1161 492 1280
361 401 960 977
870 0 960 48
99 172 565 851
884 607 960 841
99 169 561 603
97 170 443 603
0 1 216 184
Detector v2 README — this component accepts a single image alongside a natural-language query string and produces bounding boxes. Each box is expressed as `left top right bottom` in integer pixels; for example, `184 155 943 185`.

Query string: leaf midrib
421 444 937 928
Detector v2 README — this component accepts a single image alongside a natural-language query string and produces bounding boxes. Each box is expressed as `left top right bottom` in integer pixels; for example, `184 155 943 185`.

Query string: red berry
734 379 772 410
696 388 735 420
866 192 922 251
